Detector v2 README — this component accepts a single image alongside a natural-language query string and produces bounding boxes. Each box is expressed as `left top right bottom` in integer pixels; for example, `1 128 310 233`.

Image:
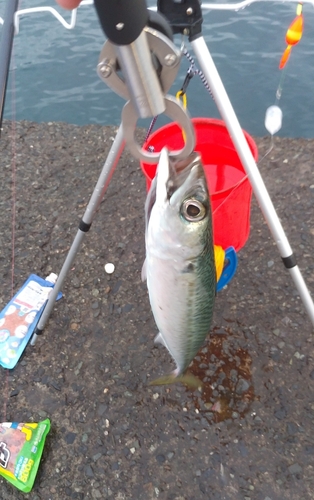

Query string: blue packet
0 274 62 369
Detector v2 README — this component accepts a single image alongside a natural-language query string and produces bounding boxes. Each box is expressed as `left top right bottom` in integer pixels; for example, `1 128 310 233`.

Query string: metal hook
121 95 195 163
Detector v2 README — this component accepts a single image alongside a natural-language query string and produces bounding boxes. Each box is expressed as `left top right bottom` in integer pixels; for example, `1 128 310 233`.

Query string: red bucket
140 118 258 252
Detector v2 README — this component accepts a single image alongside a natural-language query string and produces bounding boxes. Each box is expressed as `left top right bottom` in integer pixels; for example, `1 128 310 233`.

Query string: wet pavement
0 120 314 500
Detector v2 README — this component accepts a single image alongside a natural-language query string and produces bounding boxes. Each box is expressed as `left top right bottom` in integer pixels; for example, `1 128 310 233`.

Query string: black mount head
157 0 203 40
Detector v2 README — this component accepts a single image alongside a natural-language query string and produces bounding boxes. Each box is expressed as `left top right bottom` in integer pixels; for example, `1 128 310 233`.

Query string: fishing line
182 46 215 101
211 173 248 220
264 3 304 148
275 64 288 104
211 133 275 223
247 6 304 172
258 135 274 164
213 416 229 495
144 115 158 147
10 57 17 301
144 43 215 142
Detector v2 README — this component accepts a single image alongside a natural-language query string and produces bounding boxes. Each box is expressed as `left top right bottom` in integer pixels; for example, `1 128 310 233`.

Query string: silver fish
142 148 216 387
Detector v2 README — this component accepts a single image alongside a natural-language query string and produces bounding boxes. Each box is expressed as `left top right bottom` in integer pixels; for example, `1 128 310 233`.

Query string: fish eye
181 199 206 222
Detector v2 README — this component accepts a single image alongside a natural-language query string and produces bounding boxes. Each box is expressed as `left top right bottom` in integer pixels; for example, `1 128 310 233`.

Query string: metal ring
121 95 195 163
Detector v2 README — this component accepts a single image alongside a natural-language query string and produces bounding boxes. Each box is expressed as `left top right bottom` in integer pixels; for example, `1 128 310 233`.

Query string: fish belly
147 252 215 374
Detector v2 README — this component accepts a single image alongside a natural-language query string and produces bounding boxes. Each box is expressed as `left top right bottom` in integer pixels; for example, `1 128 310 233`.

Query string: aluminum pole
191 35 314 327
0 0 19 131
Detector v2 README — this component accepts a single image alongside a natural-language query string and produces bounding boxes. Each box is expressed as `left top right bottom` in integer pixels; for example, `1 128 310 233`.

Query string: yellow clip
175 91 187 143
214 245 225 283
176 90 187 109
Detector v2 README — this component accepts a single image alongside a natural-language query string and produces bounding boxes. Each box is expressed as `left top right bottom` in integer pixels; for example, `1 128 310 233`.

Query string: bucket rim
141 117 258 166
140 117 258 196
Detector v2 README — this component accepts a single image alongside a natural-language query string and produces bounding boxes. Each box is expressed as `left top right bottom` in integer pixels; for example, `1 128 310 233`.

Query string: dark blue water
2 0 314 137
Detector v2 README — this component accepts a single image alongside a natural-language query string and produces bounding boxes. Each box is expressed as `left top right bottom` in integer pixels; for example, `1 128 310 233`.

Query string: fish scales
143 148 216 386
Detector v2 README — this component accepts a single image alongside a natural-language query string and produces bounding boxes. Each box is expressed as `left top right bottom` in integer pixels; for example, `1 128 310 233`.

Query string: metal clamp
121 94 195 163
97 27 181 101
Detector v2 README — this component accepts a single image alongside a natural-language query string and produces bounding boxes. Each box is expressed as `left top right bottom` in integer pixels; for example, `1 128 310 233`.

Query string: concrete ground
0 120 314 500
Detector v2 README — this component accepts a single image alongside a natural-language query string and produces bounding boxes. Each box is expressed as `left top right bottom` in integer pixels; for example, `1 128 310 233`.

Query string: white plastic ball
105 263 115 274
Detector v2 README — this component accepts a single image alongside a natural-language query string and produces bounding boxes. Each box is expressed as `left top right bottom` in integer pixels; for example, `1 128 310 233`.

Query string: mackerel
142 148 216 387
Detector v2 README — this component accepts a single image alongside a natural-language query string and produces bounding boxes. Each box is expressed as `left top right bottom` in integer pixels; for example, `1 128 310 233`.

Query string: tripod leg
191 36 314 327
31 124 125 345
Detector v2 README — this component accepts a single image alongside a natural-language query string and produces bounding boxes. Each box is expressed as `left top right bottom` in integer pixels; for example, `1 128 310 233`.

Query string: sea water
1 0 314 137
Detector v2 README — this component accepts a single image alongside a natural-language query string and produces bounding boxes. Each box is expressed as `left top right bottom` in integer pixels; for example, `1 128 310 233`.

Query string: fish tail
149 370 203 390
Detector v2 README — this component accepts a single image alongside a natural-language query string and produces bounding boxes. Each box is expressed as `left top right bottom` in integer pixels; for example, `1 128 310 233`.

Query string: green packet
0 418 50 493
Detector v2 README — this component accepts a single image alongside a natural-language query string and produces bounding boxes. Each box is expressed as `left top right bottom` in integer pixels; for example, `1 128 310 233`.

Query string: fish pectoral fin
149 371 203 390
154 332 166 346
141 258 147 282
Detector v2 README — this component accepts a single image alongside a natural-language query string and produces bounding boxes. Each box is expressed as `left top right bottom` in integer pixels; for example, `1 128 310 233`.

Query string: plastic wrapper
0 274 62 369
0 419 50 492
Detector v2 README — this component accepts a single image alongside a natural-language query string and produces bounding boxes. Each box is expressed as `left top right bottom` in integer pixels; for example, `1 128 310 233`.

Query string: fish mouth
156 148 204 203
